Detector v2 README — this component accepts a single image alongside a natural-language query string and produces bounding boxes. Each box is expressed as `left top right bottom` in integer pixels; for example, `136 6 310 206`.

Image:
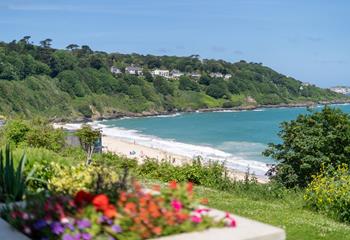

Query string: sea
97 104 350 176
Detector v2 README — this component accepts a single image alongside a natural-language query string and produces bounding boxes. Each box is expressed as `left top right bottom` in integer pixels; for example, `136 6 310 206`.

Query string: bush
46 162 119 195
264 107 350 188
304 164 350 222
3 120 30 145
3 119 65 152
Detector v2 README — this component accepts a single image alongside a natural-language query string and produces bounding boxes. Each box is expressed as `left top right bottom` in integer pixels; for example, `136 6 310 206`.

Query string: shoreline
102 135 269 183
56 99 350 123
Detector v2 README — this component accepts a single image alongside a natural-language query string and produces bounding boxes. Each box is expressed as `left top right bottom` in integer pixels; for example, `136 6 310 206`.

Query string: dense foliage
304 164 350 223
264 107 350 187
0 37 344 120
2 119 65 152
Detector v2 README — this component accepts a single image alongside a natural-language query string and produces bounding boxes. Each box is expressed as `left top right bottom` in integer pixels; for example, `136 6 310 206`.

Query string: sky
0 0 349 87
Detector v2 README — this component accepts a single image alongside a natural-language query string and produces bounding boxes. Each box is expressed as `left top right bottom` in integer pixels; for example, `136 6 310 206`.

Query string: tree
19 36 31 45
179 76 199 91
81 45 93 54
76 124 101 165
40 38 52 48
66 44 79 51
264 107 350 188
206 83 226 99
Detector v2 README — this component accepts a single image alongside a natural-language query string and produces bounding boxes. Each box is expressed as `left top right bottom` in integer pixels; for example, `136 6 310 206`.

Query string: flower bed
1 181 236 239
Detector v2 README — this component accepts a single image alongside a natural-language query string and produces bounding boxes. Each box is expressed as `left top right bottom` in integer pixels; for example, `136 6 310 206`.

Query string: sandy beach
102 135 268 183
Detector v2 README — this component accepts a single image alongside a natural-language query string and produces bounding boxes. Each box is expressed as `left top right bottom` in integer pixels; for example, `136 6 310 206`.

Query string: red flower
169 180 177 190
104 204 117 219
152 226 162 235
92 194 109 211
74 190 93 206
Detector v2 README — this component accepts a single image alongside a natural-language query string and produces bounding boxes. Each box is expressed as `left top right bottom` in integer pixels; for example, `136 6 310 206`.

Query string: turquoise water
100 104 350 175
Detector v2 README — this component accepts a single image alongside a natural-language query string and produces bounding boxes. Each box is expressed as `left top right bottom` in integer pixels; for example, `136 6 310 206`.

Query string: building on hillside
189 72 201 78
151 69 170 78
110 66 122 74
224 74 232 79
170 69 184 78
329 86 350 95
209 72 224 78
125 65 143 75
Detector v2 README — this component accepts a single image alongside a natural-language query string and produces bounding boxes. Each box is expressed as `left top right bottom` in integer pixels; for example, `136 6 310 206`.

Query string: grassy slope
196 187 350 240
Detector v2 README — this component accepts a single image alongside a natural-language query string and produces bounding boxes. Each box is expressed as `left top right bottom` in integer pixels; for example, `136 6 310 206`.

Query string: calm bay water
100 104 350 175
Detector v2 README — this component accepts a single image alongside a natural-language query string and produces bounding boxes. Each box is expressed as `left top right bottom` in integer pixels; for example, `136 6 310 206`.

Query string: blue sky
0 0 349 87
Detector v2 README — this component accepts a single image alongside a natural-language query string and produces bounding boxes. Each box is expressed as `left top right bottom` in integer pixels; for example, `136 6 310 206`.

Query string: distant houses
125 65 143 75
152 69 170 78
188 72 201 78
224 74 232 79
329 86 350 95
170 69 184 78
210 72 232 79
210 72 223 78
109 64 235 81
110 66 122 74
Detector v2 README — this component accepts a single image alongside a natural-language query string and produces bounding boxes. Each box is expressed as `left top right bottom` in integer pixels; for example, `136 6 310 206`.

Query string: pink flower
171 199 182 212
229 219 237 227
195 208 210 214
191 215 202 223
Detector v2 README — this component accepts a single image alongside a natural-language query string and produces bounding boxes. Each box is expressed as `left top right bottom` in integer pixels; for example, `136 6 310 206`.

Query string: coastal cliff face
0 39 348 121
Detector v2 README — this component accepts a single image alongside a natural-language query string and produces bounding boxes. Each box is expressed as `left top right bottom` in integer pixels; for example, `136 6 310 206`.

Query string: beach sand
102 135 268 183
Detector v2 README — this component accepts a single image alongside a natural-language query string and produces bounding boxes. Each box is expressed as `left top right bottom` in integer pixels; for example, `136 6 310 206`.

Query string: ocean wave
252 109 265 112
98 123 270 176
213 110 240 113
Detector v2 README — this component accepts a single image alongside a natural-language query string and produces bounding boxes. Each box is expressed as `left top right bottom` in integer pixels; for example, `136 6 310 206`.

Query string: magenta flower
191 215 202 223
171 199 182 212
195 208 210 214
229 219 237 227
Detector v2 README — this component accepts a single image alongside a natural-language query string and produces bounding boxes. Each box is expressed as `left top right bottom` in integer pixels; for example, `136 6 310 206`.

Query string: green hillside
0 37 346 120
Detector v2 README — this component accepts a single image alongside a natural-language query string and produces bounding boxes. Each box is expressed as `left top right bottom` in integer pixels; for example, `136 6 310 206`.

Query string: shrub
3 120 30 145
47 163 119 195
264 107 350 187
2 119 65 152
304 164 350 222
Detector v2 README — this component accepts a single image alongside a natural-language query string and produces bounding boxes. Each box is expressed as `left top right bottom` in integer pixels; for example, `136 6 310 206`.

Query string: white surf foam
98 123 270 176
58 122 270 176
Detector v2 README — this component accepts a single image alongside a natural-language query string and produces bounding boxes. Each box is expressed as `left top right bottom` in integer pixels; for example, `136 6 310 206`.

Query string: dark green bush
264 107 350 188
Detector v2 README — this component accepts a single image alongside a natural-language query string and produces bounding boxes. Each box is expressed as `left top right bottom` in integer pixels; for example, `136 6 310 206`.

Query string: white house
209 72 224 78
224 74 232 79
170 69 184 78
125 65 143 75
151 69 170 78
189 72 201 78
110 66 122 74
